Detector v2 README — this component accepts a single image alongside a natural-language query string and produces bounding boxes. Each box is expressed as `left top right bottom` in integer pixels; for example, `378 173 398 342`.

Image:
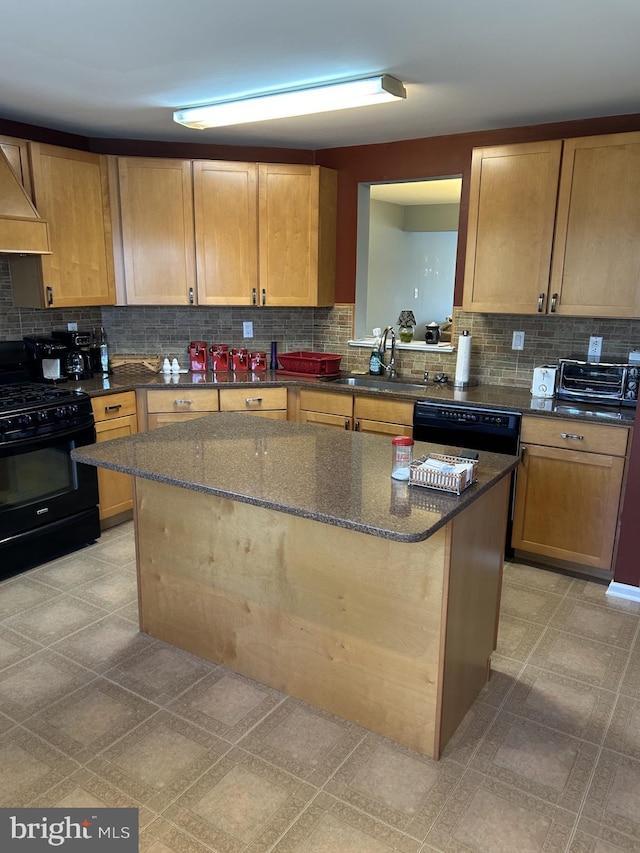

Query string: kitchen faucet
380 326 397 379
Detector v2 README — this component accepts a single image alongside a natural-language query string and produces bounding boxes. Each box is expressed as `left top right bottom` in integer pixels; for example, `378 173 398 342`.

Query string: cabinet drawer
91 391 137 421
521 416 629 456
298 389 353 417
354 395 414 426
219 387 287 411
146 389 219 413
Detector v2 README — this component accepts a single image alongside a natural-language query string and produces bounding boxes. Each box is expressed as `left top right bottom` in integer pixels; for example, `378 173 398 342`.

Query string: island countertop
72 412 518 543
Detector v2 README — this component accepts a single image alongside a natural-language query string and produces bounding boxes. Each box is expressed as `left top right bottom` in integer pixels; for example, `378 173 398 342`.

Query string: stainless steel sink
329 377 431 393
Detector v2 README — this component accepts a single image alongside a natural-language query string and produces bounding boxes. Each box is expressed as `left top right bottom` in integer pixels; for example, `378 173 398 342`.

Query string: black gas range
0 341 100 579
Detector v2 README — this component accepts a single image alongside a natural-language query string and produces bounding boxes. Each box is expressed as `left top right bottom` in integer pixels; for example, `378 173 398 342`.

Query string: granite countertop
72 412 518 543
72 369 636 426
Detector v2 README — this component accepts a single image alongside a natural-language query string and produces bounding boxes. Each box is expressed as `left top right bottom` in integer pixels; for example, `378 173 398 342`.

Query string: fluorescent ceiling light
173 75 406 129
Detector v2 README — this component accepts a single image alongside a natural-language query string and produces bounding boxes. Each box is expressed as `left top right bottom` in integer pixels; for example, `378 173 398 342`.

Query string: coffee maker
23 336 68 382
51 330 93 380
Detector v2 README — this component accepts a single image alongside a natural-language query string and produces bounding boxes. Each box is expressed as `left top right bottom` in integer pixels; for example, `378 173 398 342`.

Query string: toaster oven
557 359 638 406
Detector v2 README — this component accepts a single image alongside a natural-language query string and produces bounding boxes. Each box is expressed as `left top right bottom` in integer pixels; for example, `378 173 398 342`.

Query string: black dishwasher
413 401 522 554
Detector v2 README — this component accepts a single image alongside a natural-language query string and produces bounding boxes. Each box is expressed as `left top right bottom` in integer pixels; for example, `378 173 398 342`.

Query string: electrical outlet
67 322 78 331
512 330 525 351
242 321 254 338
588 335 603 361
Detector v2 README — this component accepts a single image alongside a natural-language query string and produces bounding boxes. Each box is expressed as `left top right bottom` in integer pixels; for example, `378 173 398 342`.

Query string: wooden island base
134 475 509 759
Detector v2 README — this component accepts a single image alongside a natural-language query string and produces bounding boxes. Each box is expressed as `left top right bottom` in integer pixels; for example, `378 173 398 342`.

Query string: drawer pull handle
345 419 351 430
245 397 263 405
104 404 122 412
560 432 583 440
537 293 544 312
174 399 192 405
550 292 558 313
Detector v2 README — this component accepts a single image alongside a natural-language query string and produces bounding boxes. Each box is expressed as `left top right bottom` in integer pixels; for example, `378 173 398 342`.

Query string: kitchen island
73 413 518 759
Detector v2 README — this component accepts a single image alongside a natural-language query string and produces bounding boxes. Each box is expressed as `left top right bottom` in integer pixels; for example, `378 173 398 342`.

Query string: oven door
0 422 99 540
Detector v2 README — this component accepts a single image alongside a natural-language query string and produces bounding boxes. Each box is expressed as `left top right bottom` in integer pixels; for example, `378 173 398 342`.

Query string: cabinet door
117 158 195 305
258 164 336 307
463 141 562 314
299 410 353 429
0 134 33 196
512 443 625 570
26 144 115 307
550 132 640 317
193 161 258 305
94 414 138 521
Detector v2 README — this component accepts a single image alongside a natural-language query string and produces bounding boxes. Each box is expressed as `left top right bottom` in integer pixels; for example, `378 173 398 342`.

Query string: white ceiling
2 0 639 150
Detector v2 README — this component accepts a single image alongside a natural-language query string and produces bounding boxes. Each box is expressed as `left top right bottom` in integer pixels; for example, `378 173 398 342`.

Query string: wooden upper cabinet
463 140 562 314
115 157 196 305
550 132 640 317
11 144 115 308
258 164 337 307
0 135 33 197
193 160 258 305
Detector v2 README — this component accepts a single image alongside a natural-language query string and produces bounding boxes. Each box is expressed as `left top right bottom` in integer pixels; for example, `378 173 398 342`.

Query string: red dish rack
276 351 342 377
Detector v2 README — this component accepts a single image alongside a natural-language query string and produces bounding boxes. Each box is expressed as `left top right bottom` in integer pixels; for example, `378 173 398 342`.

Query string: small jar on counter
391 436 414 481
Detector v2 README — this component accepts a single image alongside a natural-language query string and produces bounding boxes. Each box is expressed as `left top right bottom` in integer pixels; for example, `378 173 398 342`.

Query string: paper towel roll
454 331 472 386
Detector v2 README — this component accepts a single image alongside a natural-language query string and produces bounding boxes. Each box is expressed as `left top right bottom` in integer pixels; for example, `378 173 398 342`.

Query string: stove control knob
18 414 33 427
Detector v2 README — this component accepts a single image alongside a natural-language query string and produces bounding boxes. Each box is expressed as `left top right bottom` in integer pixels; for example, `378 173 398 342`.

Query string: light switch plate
243 321 254 338
512 331 525 351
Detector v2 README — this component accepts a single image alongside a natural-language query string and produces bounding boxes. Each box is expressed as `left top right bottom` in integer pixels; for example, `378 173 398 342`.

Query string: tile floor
1 521 639 852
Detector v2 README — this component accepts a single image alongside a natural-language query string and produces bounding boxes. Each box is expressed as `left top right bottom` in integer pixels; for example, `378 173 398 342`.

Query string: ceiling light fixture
173 74 406 129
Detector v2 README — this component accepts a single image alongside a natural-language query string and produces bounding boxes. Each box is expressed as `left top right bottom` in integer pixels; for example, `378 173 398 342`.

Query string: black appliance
413 401 521 554
51 329 94 380
23 336 68 382
557 359 638 407
0 341 100 579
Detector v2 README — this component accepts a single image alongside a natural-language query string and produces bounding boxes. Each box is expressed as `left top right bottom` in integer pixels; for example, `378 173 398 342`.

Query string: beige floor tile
568 829 637 852
0 574 59 618
440 702 498 766
504 665 617 743
499 584 564 624
169 668 285 742
139 817 214 853
529 629 630 691
88 709 228 812
0 648 92 722
619 644 640 700
89 534 138 567
24 677 157 763
503 562 574 595
426 769 577 852
0 624 42 669
324 732 462 840
239 697 365 786
603 695 640 760
272 791 420 853
549 599 638 650
163 747 317 852
71 569 139 611
566 579 640 616
51 613 156 673
28 766 155 828
105 641 217 704
113 601 141 624
4 595 107 645
470 710 598 812
29 549 115 591
495 613 546 661
476 654 522 708
577 749 640 851
0 726 79 807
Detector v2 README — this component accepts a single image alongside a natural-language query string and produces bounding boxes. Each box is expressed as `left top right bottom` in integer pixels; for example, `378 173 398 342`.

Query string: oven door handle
1 421 96 452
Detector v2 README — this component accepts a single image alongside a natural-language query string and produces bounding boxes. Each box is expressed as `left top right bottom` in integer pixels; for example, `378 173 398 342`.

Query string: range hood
0 148 50 254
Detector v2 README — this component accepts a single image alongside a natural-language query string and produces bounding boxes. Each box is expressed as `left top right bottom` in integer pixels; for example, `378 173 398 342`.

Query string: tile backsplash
3 258 640 387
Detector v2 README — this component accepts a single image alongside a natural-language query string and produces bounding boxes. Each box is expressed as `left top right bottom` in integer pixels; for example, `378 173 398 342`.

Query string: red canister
209 344 229 372
249 351 267 372
188 341 208 372
230 348 248 372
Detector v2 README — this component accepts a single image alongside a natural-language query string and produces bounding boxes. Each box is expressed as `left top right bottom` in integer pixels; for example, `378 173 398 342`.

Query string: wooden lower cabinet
353 395 413 436
297 388 354 430
144 388 219 430
91 392 137 524
512 416 629 572
219 387 287 419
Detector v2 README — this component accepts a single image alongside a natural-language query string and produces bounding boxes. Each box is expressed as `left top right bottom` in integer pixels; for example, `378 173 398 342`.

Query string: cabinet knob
345 419 351 430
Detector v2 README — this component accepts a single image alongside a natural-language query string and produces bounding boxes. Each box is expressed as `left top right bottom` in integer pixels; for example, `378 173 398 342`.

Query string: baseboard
606 581 640 603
